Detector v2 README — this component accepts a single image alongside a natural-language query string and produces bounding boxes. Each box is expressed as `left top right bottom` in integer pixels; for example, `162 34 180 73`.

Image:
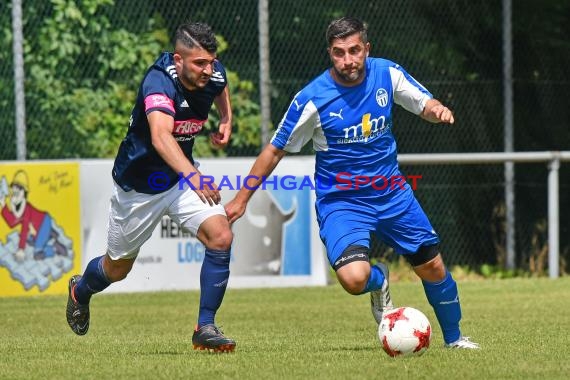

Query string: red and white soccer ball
378 306 432 357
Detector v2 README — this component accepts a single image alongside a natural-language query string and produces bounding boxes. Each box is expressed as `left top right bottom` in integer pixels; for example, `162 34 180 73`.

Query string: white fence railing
399 151 570 278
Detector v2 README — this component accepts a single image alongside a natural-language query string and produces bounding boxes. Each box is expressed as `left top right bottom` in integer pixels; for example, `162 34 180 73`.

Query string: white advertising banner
80 158 328 293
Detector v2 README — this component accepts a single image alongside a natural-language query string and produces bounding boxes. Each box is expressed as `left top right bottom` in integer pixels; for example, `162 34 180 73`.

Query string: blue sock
422 270 462 344
74 256 111 305
198 248 231 327
362 264 385 293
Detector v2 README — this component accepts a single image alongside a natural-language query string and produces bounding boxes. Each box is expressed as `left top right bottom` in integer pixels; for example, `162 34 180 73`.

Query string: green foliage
195 41 262 158
478 264 530 279
0 2 16 159
24 0 169 158
22 0 261 159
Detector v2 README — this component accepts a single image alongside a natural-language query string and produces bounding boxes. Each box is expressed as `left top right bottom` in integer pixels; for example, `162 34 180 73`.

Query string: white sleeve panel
312 122 328 152
389 67 432 115
272 100 321 153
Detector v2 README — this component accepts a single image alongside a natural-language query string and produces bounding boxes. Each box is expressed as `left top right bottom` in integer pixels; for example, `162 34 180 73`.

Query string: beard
333 66 364 83
180 70 210 90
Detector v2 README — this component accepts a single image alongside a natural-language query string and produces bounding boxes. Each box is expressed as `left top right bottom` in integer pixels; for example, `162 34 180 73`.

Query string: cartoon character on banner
0 170 74 291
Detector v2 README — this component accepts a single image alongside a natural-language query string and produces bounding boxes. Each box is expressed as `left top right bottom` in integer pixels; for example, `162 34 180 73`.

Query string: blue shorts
316 192 440 267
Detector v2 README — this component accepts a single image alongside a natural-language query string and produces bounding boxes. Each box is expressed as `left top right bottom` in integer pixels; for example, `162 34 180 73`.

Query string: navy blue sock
362 264 385 293
422 270 462 344
198 248 231 327
74 256 111 305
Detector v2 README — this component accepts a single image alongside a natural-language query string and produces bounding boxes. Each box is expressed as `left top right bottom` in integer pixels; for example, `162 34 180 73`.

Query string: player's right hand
189 174 221 206
224 199 246 224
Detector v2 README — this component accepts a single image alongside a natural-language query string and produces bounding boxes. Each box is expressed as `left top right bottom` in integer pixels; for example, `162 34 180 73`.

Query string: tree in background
19 0 260 159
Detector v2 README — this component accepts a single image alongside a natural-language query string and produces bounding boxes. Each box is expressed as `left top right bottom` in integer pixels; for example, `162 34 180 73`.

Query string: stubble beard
334 66 364 84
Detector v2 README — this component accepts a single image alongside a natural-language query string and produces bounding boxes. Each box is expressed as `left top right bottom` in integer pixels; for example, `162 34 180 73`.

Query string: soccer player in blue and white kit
226 17 479 349
66 22 236 352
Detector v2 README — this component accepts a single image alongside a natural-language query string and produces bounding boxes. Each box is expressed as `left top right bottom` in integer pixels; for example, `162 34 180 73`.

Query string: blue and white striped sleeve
271 93 320 153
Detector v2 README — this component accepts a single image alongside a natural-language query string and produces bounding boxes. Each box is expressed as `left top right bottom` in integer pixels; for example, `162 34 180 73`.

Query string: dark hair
175 22 218 53
326 17 368 46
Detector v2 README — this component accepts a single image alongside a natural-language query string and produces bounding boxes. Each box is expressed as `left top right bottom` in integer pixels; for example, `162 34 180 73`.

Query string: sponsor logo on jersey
376 88 389 107
173 119 206 137
339 112 389 143
145 94 174 113
180 100 189 108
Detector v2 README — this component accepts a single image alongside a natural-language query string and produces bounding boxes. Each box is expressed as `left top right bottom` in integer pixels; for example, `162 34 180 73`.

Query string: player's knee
406 244 446 282
334 245 370 295
104 256 134 282
420 256 446 281
338 272 369 295
207 227 233 251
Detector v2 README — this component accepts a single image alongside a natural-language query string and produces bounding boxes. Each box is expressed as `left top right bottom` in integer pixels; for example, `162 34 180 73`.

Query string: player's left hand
210 121 232 149
431 104 454 124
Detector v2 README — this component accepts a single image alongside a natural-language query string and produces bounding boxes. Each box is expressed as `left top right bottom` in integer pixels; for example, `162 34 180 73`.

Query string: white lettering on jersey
341 113 387 142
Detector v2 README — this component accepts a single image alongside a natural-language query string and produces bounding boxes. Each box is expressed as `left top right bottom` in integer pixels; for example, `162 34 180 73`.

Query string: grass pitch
1 277 569 379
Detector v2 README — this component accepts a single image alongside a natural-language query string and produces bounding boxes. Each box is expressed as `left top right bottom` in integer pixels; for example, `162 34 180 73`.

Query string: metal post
12 0 26 160
547 158 560 278
503 0 515 269
258 0 271 146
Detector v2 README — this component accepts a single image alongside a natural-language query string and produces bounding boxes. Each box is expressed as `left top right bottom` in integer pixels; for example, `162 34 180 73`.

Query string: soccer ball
378 306 432 357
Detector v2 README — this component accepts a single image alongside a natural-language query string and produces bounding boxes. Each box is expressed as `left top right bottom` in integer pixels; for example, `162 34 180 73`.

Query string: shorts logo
334 253 367 268
376 88 388 107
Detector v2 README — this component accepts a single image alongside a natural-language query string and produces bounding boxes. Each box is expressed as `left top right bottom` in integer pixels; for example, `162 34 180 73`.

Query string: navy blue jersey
271 58 431 213
112 52 227 194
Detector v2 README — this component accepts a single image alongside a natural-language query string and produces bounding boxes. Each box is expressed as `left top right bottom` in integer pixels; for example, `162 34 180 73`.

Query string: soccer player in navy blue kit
226 17 479 349
66 22 236 352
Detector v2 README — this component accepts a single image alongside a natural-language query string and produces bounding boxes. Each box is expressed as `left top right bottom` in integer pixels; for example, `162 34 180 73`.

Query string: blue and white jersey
112 52 227 194
271 57 431 205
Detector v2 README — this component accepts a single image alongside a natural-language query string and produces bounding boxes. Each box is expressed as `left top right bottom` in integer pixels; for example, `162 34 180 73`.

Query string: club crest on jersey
376 88 389 107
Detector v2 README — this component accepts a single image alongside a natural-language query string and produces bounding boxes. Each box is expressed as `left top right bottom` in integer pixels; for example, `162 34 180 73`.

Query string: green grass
1 277 569 379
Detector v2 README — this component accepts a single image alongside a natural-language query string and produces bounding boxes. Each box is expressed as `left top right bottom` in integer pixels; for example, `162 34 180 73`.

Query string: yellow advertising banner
0 162 81 296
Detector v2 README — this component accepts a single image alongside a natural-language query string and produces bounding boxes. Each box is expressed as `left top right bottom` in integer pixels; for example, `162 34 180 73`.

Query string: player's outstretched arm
420 99 455 124
211 86 233 148
225 144 286 223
